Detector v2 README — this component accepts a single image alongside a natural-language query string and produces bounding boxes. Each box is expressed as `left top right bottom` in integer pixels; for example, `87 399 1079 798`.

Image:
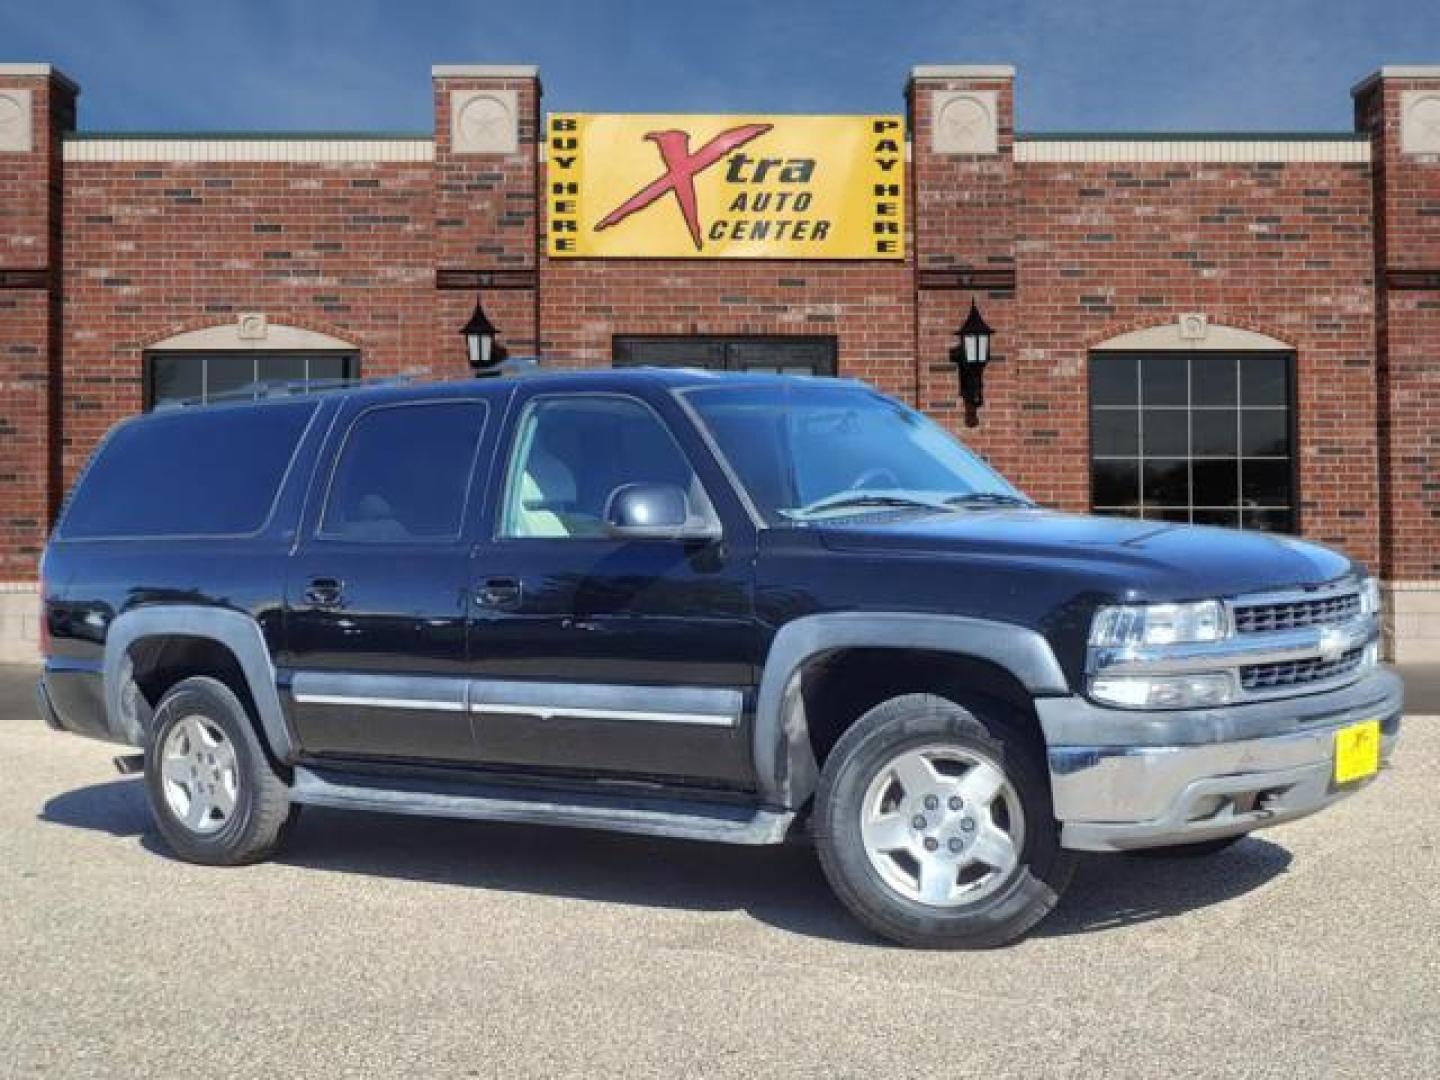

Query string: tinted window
321 402 487 542
686 383 1025 525
500 396 704 539
61 402 316 538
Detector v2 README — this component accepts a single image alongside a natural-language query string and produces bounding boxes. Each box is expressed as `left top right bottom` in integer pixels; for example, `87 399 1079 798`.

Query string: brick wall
0 68 73 582
59 156 440 486
1356 70 1440 659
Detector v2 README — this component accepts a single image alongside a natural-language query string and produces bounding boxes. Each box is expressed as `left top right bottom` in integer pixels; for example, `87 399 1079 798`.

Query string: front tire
144 676 295 866
813 693 1073 948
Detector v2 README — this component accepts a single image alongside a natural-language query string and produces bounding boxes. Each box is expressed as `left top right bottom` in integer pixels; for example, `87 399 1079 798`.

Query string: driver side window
500 395 709 539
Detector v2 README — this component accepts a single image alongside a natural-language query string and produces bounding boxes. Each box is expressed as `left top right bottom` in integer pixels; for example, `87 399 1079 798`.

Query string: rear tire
812 693 1073 949
144 676 295 866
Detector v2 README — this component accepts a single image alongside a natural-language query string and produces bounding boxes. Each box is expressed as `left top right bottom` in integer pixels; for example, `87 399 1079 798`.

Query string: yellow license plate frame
1333 720 1381 785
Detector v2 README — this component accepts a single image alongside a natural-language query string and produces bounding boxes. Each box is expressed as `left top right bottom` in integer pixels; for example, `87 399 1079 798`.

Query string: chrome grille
1232 592 1361 635
1240 647 1364 692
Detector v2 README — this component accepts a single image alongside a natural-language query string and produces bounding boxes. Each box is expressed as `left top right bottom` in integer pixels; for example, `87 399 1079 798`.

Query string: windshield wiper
944 491 1035 509
786 490 956 520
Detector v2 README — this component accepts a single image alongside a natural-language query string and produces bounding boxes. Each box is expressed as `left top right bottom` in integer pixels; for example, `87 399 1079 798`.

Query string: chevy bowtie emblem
595 123 773 251
1318 626 1349 662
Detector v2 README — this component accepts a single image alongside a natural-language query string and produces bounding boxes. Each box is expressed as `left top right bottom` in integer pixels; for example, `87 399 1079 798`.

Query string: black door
613 335 836 376
282 396 498 762
466 387 762 789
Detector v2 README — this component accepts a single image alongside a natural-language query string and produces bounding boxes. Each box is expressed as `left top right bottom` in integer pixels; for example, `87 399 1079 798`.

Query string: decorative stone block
237 312 268 340
0 88 33 153
932 90 998 155
1400 90 1440 155
451 88 519 155
1178 313 1209 340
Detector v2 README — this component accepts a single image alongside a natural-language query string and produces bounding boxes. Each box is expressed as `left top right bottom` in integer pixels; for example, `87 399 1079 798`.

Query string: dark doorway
613 335 837 376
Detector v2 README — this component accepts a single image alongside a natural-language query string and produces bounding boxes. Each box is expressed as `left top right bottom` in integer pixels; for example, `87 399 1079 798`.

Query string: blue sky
2 0 1437 133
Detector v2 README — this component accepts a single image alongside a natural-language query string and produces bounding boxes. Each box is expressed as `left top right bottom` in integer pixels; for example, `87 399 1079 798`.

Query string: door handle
304 577 345 608
476 577 522 610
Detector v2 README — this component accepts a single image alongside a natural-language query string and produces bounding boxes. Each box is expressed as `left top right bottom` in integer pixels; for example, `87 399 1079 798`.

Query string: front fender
752 612 1069 808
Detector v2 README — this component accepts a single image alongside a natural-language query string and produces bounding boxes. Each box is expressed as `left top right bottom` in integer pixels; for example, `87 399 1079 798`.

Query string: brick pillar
0 64 75 659
907 66 1029 483
430 65 541 372
1354 66 1440 662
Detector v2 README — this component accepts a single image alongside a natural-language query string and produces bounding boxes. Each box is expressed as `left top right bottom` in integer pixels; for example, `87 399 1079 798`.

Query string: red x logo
595 123 773 251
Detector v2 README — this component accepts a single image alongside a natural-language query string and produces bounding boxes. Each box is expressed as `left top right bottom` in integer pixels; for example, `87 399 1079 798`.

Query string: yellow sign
547 113 905 259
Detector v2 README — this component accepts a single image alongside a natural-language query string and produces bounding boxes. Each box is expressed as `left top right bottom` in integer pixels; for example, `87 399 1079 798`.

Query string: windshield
683 382 1030 525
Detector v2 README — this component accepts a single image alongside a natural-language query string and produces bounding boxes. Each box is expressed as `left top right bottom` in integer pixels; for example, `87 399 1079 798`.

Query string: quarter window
321 402 487 542
501 396 709 539
1090 352 1295 532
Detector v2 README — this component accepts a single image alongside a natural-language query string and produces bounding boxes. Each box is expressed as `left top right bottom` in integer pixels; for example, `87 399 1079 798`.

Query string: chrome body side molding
289 671 743 729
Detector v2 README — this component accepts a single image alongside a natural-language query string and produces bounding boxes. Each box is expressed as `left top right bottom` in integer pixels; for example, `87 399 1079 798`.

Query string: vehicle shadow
40 778 1292 947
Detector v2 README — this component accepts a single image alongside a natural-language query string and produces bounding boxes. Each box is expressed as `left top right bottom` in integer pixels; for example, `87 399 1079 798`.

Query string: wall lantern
460 294 507 376
949 299 994 427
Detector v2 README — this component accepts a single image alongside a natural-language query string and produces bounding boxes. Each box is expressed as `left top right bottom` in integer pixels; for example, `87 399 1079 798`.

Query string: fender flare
752 612 1070 808
104 605 294 760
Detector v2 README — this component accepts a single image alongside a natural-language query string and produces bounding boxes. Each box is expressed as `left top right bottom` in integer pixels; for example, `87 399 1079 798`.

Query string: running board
290 766 795 846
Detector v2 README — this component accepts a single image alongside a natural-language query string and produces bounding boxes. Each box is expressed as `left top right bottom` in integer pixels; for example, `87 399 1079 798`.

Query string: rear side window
61 402 316 539
320 401 488 542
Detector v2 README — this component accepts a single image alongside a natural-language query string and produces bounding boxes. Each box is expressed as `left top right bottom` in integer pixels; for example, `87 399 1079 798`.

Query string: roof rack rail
154 374 418 410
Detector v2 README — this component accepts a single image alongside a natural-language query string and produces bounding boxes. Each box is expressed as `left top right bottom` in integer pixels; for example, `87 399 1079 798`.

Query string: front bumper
1039 668 1403 852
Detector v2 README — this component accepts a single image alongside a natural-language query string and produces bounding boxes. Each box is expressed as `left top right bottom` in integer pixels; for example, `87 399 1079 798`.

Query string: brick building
0 62 1436 660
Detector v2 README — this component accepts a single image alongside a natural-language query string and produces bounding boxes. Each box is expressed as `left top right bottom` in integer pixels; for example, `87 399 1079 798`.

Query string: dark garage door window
145 352 358 409
1090 351 1296 532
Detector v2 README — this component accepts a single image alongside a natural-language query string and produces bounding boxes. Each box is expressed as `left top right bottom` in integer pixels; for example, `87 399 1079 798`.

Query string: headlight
1359 576 1382 616
1090 672 1235 709
1088 600 1228 648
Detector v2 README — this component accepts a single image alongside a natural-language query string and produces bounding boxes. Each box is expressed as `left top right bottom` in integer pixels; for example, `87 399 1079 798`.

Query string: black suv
37 370 1402 947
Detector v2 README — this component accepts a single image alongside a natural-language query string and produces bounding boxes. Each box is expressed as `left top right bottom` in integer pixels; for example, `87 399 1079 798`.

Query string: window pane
1191 410 1237 458
1241 459 1291 505
62 402 315 538
1149 507 1192 524
1091 410 1139 457
1193 509 1241 529
502 396 700 539
1140 356 1187 406
1241 410 1289 457
307 355 354 384
1191 356 1237 407
1091 459 1139 508
1240 354 1289 406
1141 409 1188 457
1143 459 1189 506
257 355 307 387
1090 355 1138 407
1193 459 1240 507
206 354 257 400
149 356 204 407
323 402 486 542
